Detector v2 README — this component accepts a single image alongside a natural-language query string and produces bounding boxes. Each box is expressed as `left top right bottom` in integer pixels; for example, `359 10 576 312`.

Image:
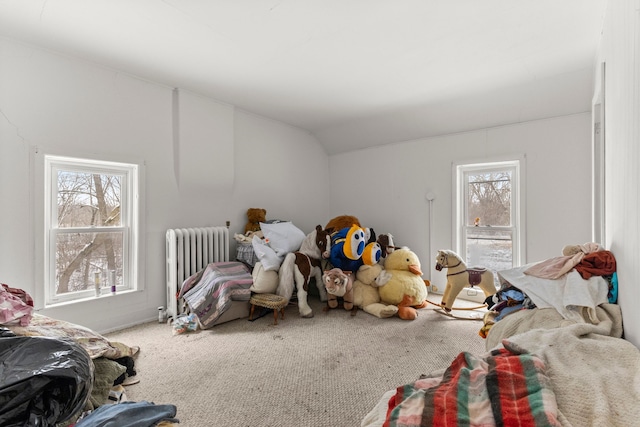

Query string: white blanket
497 265 609 323
499 306 640 426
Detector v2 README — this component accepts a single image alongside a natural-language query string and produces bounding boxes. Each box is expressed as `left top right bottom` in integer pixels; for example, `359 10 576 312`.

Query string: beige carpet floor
105 295 488 427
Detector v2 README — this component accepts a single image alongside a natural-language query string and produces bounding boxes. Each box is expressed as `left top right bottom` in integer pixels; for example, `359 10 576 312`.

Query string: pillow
263 219 287 224
250 262 279 294
260 221 306 256
252 235 282 271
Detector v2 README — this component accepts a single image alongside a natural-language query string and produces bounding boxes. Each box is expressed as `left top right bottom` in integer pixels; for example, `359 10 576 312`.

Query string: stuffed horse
277 225 331 318
434 249 496 312
376 233 395 267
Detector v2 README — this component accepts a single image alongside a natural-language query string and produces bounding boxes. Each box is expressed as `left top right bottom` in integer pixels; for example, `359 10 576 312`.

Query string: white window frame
592 61 606 245
453 157 526 280
36 151 144 306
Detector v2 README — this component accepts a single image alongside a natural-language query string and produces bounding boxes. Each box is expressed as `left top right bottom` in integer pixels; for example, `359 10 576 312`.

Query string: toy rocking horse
434 249 496 312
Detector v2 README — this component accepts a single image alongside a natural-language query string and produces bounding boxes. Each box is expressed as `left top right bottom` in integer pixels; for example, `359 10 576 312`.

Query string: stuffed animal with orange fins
378 247 428 320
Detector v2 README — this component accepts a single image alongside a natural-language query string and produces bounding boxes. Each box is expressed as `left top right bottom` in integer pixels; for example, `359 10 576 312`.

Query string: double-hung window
44 155 141 305
454 158 525 291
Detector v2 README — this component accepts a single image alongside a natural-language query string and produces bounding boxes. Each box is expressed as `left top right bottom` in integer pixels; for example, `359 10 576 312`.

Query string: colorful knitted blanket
179 261 253 329
384 345 561 427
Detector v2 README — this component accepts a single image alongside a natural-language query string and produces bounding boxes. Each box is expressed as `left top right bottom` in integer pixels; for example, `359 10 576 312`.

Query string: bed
361 253 640 427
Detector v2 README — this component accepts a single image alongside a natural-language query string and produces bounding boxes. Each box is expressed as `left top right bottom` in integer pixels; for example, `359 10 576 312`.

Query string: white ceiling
0 1 607 155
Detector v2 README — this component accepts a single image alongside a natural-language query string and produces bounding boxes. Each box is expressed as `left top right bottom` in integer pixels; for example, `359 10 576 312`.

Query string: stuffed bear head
355 264 384 286
244 208 267 234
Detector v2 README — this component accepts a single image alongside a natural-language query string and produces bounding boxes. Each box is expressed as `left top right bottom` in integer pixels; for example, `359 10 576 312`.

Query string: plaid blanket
384 344 561 427
179 262 253 329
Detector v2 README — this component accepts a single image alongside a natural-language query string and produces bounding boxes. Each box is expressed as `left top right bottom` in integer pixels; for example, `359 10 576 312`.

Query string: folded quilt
384 346 560 427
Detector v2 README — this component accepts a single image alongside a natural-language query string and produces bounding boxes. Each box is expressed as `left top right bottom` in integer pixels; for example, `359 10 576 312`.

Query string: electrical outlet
431 285 438 293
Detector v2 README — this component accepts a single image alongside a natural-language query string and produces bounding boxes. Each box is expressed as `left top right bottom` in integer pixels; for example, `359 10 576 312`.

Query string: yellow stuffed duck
378 247 428 320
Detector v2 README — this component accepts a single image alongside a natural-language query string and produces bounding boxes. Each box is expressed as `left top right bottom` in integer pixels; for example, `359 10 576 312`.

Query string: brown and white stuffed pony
276 225 331 318
376 233 395 267
322 268 354 312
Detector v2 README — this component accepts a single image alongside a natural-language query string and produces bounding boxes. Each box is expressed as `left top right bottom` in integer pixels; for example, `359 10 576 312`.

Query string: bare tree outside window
466 172 511 227
55 170 123 294
455 160 524 292
465 170 513 276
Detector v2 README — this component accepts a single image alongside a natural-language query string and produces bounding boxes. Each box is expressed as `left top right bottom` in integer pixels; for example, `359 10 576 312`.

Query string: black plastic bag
0 336 93 426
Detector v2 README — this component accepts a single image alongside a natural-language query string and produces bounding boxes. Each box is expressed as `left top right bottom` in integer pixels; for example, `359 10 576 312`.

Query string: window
44 155 141 305
454 159 525 289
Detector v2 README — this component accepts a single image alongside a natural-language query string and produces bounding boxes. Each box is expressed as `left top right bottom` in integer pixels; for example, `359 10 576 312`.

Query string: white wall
329 113 593 290
596 0 640 347
0 38 330 333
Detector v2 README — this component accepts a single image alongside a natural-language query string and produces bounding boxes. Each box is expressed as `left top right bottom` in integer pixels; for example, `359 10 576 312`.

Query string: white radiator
165 226 230 320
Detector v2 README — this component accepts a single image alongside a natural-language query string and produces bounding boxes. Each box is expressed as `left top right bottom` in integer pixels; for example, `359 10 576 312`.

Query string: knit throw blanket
503 314 640 426
179 261 253 329
384 345 560 427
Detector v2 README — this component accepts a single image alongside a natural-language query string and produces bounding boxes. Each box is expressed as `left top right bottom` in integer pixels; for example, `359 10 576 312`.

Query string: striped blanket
179 262 253 329
384 344 560 427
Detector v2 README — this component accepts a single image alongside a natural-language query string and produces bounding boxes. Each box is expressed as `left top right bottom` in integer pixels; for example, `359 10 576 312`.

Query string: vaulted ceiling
0 1 607 154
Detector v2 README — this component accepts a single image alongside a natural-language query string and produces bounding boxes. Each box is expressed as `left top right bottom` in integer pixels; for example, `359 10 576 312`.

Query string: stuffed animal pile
242 213 427 320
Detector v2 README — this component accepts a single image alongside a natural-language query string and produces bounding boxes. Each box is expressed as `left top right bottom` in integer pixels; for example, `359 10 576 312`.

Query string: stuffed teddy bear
244 208 266 234
378 247 428 320
352 264 398 318
322 268 354 312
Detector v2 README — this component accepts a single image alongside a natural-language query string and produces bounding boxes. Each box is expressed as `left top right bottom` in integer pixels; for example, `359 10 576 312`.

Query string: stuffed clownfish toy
329 225 382 271
362 241 382 266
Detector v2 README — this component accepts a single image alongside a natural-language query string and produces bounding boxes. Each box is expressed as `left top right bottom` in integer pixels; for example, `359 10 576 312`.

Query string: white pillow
250 262 279 294
260 221 306 256
251 235 282 271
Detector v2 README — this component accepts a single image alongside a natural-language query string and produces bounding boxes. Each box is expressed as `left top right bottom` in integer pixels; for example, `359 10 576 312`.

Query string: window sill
44 289 138 309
